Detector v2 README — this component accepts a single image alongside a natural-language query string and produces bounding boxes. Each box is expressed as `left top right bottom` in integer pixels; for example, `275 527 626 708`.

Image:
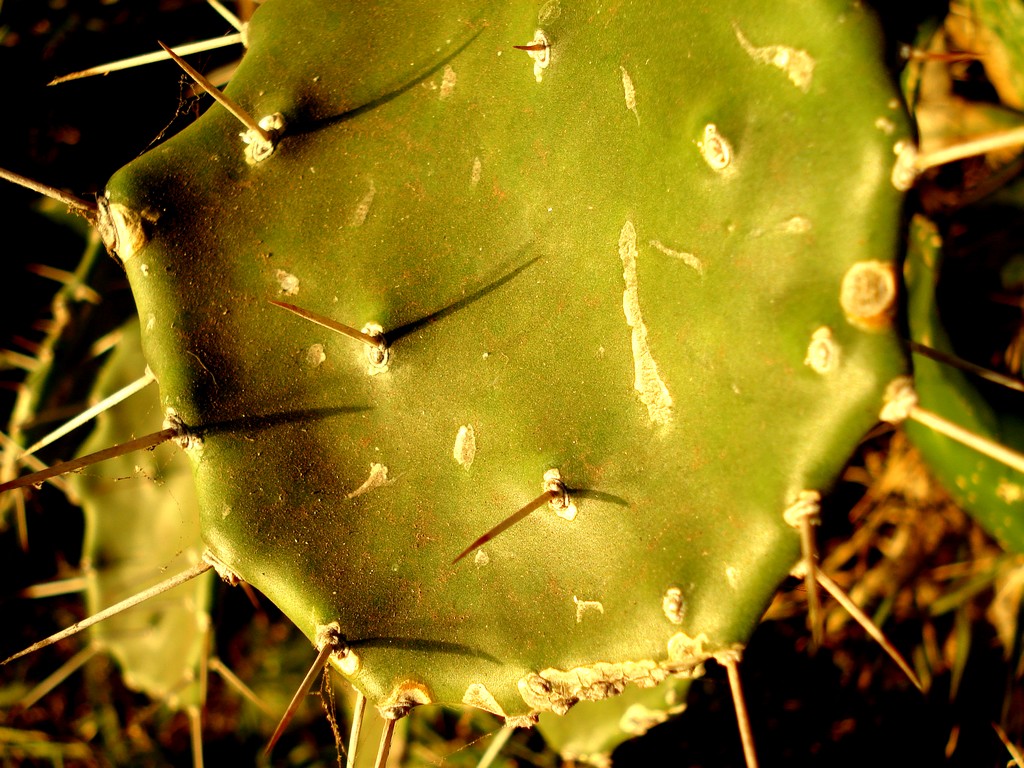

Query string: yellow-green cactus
95 0 909 725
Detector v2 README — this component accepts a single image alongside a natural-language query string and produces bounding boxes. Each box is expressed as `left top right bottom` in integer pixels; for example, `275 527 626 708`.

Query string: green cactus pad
904 214 1024 552
67 320 210 707
102 0 909 722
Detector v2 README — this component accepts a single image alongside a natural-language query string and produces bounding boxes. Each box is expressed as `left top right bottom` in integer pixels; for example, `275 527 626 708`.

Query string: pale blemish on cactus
275 269 300 295
381 680 433 719
891 139 919 191
734 25 815 92
874 115 896 135
350 179 377 227
726 566 740 589
346 463 389 499
782 491 822 528
662 587 685 625
518 29 550 82
543 468 577 521
879 376 918 424
519 661 676 716
463 682 506 716
537 0 561 24
338 650 361 676
241 112 285 165
97 200 151 261
361 321 390 374
439 64 457 99
666 632 711 667
305 343 326 367
649 238 703 275
620 66 639 124
573 596 605 622
775 215 812 234
618 221 673 427
997 480 1024 504
804 327 839 374
453 424 476 468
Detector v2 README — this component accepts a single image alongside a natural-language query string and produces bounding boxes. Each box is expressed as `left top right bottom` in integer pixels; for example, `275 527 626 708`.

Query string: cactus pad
98 0 910 726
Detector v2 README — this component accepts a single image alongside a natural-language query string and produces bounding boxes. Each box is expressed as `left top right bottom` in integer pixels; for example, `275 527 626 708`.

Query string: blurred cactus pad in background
1 0 1024 766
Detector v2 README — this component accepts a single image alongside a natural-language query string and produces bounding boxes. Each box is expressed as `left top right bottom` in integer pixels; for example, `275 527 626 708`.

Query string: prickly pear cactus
68 319 210 708
94 0 911 727
904 214 1024 553
0 223 211 761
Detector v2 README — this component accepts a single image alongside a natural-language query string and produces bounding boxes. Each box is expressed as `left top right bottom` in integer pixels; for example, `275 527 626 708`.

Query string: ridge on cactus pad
93 0 910 733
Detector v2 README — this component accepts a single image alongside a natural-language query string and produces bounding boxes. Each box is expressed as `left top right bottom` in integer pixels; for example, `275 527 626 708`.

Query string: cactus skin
98 0 912 726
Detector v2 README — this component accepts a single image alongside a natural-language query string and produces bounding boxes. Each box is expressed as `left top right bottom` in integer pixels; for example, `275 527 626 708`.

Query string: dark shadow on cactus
194 406 371 437
290 27 485 135
346 637 502 665
387 253 541 345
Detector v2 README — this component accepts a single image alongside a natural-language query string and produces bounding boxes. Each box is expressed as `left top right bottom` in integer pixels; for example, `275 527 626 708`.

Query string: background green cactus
904 213 1024 552
2 0 1024 766
67 318 210 714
